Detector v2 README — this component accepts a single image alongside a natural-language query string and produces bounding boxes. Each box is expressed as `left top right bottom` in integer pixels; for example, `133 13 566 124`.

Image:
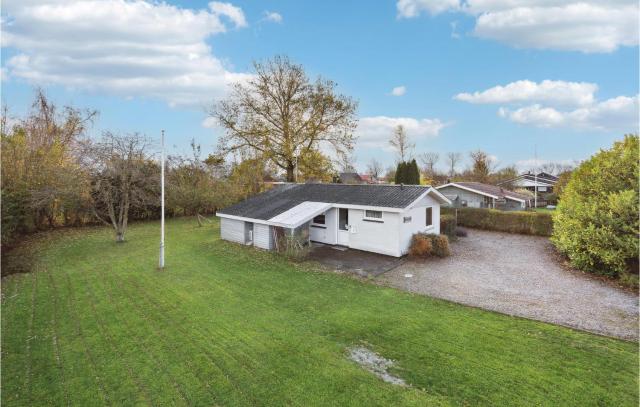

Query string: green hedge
440 214 457 238
442 207 553 236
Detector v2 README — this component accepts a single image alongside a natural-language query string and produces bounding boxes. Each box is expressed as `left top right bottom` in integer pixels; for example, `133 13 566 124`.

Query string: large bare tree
445 152 462 178
366 158 383 181
419 152 439 179
210 56 358 182
389 124 414 162
83 132 158 242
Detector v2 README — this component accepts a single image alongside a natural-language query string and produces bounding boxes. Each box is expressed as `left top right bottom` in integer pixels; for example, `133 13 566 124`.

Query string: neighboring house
498 171 558 193
217 183 450 257
436 182 531 211
337 172 365 184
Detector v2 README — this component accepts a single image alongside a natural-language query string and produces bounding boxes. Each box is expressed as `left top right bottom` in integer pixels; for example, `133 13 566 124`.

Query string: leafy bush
442 207 553 236
409 233 450 258
430 235 451 257
551 135 639 278
409 234 432 257
455 227 468 237
440 214 457 238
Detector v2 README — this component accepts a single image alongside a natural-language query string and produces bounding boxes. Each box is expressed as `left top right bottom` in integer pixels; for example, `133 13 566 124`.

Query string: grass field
2 218 638 406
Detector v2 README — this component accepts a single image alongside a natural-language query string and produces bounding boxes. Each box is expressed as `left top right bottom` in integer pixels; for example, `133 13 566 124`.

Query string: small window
425 207 433 227
403 216 412 223
312 214 325 225
364 210 383 221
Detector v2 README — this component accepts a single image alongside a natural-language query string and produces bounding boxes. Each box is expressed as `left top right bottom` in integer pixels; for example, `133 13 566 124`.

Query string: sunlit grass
2 218 637 406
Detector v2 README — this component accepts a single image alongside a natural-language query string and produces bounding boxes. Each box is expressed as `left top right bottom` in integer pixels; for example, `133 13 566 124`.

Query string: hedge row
442 207 553 236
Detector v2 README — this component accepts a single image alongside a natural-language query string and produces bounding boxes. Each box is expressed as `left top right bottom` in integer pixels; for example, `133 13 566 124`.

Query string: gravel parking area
379 229 638 340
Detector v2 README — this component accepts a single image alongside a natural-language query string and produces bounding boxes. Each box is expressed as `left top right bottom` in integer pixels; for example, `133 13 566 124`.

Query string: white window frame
363 210 384 222
425 206 434 229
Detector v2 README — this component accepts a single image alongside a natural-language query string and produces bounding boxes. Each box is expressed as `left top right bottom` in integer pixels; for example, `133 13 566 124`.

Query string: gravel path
379 229 638 340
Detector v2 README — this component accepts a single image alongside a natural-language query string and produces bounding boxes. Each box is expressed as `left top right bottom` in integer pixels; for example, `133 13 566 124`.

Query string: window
425 207 433 227
403 216 412 223
312 214 325 225
339 208 349 230
364 210 383 221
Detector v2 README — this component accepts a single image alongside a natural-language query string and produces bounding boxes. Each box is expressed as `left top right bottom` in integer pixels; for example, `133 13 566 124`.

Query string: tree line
381 123 574 191
1 91 279 245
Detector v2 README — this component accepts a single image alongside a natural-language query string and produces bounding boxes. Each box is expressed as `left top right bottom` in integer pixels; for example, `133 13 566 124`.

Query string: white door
337 208 349 246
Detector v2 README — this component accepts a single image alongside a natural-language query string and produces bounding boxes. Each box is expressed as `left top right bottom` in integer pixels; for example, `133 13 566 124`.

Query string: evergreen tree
408 159 420 184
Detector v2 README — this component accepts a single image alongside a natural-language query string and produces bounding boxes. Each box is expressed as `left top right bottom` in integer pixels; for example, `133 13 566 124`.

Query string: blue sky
2 0 638 173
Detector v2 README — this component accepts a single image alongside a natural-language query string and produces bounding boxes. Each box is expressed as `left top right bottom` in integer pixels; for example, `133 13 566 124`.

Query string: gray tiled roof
449 182 531 201
218 183 429 220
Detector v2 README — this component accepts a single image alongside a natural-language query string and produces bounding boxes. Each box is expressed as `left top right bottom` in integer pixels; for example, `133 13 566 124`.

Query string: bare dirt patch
348 347 406 386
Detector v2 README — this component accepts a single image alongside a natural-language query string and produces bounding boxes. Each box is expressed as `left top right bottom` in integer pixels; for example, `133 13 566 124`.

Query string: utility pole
534 145 538 209
159 130 165 269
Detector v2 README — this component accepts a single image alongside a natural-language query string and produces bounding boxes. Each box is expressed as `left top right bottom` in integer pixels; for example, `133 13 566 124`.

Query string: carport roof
217 183 432 221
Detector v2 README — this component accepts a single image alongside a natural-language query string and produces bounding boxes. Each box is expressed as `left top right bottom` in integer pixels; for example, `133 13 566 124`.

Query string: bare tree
366 158 383 180
389 124 414 162
445 152 462 178
419 152 439 178
210 56 358 182
468 150 495 183
83 132 158 242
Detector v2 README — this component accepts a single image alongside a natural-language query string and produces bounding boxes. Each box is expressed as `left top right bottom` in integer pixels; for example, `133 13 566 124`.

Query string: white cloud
390 85 407 96
397 0 460 17
201 117 220 129
263 11 283 24
458 79 639 131
1 0 251 106
356 116 446 149
396 0 639 53
209 2 247 28
455 80 598 107
498 95 639 131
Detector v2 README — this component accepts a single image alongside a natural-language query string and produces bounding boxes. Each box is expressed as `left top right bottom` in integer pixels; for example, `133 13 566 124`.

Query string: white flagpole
534 144 538 209
159 130 165 269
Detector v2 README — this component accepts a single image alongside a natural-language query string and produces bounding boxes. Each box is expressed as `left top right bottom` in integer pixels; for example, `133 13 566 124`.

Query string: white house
216 184 450 257
497 172 558 193
436 182 531 210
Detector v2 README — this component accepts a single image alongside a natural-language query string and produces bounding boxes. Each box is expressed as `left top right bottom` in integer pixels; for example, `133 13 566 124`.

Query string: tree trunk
115 227 125 242
286 163 296 183
196 211 203 227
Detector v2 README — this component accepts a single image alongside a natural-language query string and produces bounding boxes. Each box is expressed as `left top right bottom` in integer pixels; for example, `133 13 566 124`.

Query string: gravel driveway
379 229 638 340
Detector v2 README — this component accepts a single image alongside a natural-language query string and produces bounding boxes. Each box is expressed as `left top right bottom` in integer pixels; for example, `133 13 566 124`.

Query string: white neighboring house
436 182 531 211
217 184 450 257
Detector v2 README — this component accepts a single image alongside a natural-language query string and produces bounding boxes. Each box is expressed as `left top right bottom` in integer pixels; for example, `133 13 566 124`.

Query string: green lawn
2 218 637 406
533 207 555 213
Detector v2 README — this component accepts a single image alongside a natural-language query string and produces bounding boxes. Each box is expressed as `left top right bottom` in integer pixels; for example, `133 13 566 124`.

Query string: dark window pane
426 207 433 226
313 214 325 225
339 208 349 230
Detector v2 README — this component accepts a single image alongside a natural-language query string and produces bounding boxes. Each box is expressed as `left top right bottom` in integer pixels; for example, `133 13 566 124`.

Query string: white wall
399 195 441 255
309 208 338 245
253 223 273 250
220 217 245 244
346 208 401 257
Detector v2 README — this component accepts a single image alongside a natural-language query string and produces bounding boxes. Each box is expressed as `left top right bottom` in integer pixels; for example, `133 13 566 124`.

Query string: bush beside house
443 207 553 236
551 135 639 282
409 233 451 258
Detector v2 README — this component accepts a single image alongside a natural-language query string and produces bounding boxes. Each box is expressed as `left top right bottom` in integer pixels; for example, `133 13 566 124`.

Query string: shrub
440 214 457 238
409 233 451 258
430 235 451 257
551 135 639 278
455 227 468 237
409 234 432 257
442 207 553 236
